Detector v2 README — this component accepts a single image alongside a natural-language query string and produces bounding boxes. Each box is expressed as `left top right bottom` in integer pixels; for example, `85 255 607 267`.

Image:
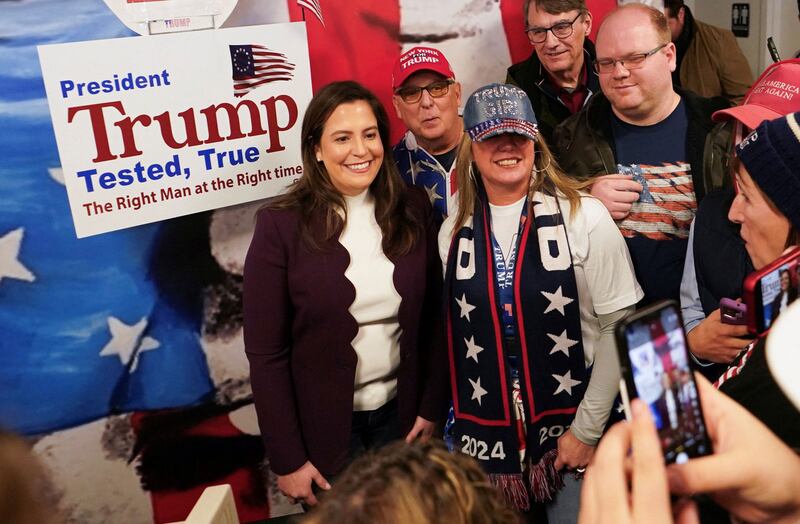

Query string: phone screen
756 259 800 331
621 304 711 464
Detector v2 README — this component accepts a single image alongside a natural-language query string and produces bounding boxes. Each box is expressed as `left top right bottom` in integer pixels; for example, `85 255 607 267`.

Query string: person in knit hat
710 111 800 458
732 112 800 255
679 59 800 382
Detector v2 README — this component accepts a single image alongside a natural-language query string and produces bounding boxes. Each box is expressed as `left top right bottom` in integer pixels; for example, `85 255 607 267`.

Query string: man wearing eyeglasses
506 0 598 145
553 3 732 307
392 46 463 225
664 1 752 104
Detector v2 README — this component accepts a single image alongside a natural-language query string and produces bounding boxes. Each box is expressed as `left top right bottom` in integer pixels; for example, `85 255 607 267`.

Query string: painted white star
469 377 488 405
424 183 443 205
464 336 484 363
548 330 578 357
99 316 160 373
541 286 574 315
0 228 35 285
455 293 476 322
48 167 65 185
552 370 582 396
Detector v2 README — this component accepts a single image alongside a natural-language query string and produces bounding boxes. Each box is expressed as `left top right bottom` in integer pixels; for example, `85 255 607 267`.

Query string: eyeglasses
525 12 582 44
593 43 669 74
395 79 454 104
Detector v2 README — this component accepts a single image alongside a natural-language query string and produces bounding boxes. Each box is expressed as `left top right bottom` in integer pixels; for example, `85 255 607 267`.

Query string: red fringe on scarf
489 473 530 511
528 448 565 503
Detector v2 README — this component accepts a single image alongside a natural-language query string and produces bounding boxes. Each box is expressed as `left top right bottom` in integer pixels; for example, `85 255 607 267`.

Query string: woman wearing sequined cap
438 83 642 521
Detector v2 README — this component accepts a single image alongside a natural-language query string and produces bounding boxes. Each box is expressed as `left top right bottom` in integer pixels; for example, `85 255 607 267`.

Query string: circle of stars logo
232 47 253 76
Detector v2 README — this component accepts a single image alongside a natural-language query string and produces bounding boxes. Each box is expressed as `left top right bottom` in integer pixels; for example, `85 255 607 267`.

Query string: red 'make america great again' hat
713 58 800 130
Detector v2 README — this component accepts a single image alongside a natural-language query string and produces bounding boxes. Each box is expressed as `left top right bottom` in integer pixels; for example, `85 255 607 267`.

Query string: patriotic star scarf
445 185 588 510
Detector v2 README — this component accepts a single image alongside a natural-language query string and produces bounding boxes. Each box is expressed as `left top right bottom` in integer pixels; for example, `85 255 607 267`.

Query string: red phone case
743 247 800 335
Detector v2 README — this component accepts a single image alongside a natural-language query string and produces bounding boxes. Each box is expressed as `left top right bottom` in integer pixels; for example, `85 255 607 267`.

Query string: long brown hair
269 81 422 257
302 440 520 524
453 132 589 232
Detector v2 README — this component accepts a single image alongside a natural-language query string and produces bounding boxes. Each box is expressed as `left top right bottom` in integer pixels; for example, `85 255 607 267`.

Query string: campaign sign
38 23 311 238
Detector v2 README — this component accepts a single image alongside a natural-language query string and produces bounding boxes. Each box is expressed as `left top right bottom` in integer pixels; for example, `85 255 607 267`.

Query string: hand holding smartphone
615 300 712 464
719 297 747 325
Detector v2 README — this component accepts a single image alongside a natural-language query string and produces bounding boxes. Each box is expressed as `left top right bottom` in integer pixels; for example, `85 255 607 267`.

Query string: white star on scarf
541 286 574 315
424 183 443 205
456 293 476 322
0 228 36 285
548 329 578 356
552 370 582 396
464 336 484 363
469 377 488 405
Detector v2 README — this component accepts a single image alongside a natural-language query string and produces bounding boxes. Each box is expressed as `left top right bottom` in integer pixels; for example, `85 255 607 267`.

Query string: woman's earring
531 155 552 174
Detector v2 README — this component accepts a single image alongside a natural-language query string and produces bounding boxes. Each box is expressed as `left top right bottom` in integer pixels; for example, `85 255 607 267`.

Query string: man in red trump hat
392 46 463 225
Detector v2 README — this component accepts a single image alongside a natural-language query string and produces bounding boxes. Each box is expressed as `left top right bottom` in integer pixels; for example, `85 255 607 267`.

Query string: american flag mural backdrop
0 0 614 522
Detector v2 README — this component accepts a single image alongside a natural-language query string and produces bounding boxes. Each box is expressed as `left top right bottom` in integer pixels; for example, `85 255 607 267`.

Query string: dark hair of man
663 0 686 17
523 0 588 25
268 81 423 257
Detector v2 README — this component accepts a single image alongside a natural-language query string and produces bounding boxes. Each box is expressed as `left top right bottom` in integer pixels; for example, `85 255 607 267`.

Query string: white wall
693 0 763 77
768 0 800 61
693 0 800 79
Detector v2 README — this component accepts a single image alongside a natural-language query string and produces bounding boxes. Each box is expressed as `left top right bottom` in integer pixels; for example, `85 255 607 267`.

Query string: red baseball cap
713 58 800 129
391 46 455 90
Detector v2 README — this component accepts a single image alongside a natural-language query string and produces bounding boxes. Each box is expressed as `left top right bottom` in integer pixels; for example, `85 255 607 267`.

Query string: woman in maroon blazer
243 81 446 506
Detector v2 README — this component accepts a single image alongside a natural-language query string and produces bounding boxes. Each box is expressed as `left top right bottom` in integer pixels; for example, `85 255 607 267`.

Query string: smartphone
743 247 800 335
719 297 747 325
616 300 712 464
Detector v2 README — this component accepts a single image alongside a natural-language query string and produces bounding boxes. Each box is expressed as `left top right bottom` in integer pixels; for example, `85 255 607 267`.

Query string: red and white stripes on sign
233 46 296 98
297 0 325 25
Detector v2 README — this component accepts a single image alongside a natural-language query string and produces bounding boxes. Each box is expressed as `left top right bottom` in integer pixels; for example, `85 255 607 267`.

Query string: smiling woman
439 83 642 521
315 100 384 197
243 81 448 508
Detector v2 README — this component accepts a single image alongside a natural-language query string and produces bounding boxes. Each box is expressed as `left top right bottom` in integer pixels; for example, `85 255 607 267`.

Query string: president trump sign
39 23 312 238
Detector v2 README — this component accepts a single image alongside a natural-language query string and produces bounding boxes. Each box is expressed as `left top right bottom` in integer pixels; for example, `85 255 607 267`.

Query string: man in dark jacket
553 3 731 306
506 0 599 144
664 0 753 104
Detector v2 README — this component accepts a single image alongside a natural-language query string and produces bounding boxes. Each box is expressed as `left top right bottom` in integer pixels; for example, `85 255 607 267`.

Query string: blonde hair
453 132 589 232
302 441 520 524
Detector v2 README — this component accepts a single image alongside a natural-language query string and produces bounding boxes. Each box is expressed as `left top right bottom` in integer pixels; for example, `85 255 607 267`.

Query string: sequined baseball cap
463 83 539 142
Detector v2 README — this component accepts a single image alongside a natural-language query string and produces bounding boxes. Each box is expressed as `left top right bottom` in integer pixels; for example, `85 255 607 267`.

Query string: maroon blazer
243 188 446 477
